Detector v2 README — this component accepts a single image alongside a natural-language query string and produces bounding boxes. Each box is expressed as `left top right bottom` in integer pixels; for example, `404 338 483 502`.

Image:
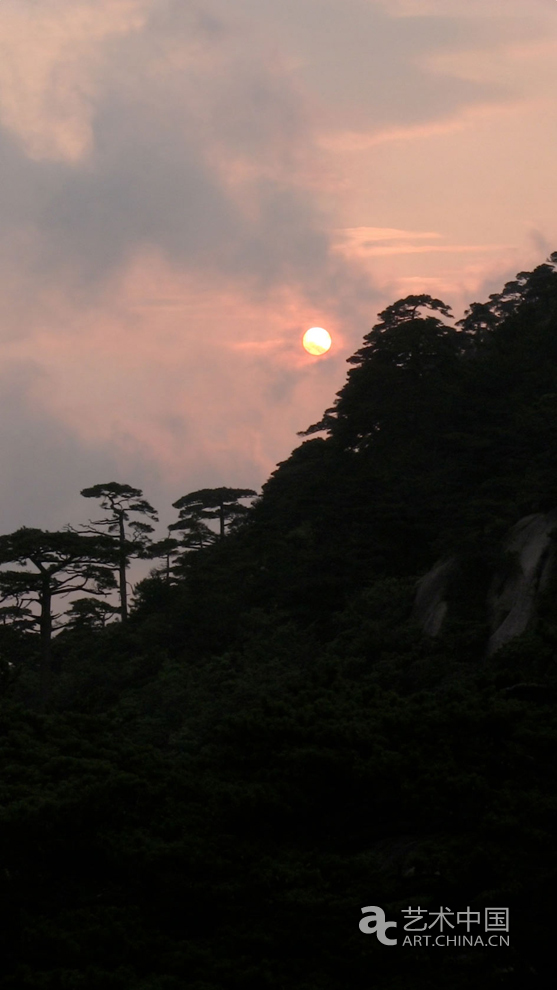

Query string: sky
1 0 557 540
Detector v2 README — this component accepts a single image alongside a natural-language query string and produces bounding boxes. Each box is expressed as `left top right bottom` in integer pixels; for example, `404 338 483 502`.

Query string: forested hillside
2 259 557 988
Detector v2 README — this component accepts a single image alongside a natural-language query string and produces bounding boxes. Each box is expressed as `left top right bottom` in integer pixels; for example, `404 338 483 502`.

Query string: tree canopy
2 259 557 987
171 486 257 539
80 482 158 621
0 527 116 702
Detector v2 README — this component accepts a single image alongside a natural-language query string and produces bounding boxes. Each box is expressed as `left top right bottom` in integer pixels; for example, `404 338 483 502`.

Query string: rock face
412 557 457 637
487 511 557 655
412 511 557 655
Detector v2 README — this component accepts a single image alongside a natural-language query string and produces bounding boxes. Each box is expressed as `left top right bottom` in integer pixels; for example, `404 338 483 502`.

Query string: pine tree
0 528 116 702
171 487 257 540
80 483 158 621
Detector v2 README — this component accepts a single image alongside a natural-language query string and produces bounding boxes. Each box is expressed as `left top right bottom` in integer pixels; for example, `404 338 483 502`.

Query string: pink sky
1 0 557 539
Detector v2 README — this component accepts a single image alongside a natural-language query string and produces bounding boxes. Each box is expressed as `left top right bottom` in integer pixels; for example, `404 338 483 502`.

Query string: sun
303 327 332 356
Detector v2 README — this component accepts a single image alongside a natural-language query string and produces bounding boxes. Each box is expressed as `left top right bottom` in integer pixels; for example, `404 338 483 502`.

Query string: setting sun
302 327 332 356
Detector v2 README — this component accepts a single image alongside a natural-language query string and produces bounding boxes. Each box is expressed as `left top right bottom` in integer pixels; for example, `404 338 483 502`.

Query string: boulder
412 557 457 636
412 511 557 655
487 510 557 655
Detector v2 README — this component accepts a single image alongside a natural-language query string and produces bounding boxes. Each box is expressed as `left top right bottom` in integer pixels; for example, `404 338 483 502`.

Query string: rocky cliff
412 511 557 654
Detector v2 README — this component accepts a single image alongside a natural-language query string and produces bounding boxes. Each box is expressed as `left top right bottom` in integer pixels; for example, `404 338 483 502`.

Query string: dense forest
2 258 557 988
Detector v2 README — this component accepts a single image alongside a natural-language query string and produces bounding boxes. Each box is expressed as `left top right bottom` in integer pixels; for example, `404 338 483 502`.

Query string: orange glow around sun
302 327 332 355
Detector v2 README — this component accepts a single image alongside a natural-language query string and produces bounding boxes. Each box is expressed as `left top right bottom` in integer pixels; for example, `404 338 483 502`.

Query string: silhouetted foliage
171 486 257 539
3 259 557 987
0 528 116 703
65 596 121 629
80 482 158 621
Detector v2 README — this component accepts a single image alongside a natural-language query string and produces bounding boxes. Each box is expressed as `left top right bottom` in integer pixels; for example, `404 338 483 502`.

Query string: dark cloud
0 0 553 538
0 362 122 531
0 0 522 301
214 0 528 130
0 6 370 317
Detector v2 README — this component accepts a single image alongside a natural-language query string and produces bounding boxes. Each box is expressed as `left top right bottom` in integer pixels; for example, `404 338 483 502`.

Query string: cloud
0 359 127 531
0 0 377 313
0 0 150 162
373 0 550 18
0 0 556 536
211 0 525 136
0 0 543 307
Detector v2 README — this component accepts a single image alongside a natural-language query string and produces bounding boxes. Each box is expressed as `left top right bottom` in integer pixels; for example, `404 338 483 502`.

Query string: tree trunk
39 575 52 707
219 500 225 539
118 512 128 622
